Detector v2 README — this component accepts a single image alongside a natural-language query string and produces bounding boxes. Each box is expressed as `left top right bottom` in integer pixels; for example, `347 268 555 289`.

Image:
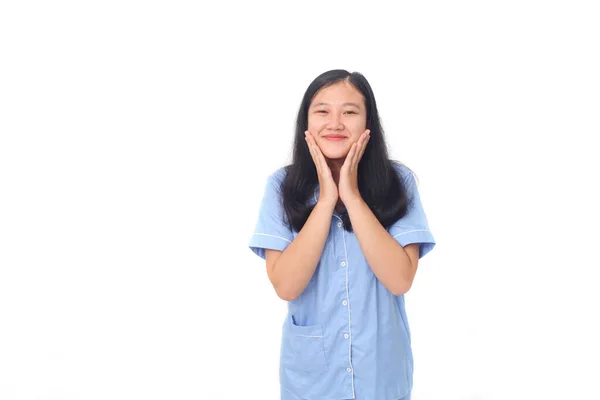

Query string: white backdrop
1 1 599 399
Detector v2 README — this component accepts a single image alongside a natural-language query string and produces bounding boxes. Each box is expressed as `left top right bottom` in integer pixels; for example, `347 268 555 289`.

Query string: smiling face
307 80 367 161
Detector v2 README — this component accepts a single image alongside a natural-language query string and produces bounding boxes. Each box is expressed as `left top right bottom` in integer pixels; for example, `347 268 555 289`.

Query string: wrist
343 195 365 212
315 198 337 212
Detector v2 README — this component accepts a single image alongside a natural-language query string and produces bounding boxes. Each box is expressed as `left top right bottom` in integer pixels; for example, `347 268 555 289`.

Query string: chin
318 141 351 160
322 150 349 160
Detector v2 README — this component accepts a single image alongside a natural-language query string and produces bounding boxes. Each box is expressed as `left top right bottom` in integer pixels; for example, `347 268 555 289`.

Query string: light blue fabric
249 162 435 400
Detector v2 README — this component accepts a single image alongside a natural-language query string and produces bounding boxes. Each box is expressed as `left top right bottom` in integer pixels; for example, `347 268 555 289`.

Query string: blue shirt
248 162 436 400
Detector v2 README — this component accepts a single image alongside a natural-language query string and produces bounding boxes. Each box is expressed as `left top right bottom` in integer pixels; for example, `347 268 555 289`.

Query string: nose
326 112 344 131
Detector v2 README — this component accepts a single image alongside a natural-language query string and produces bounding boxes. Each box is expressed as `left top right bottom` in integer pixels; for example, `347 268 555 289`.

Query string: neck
327 159 344 185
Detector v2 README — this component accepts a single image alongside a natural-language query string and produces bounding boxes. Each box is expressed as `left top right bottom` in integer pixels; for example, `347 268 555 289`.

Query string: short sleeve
388 165 436 259
248 171 294 260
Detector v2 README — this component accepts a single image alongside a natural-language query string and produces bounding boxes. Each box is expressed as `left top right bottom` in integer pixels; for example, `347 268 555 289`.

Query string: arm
337 132 419 295
345 197 420 296
265 200 335 301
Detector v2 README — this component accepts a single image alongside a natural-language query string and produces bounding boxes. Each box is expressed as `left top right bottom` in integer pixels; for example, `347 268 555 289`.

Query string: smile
323 135 347 141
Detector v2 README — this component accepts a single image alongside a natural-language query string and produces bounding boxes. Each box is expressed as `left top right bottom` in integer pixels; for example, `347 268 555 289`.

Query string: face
307 80 367 161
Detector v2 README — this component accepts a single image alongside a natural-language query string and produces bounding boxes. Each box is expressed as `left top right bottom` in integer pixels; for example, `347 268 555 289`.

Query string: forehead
310 81 364 107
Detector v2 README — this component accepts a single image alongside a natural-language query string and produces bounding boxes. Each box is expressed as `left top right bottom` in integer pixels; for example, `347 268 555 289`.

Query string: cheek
350 118 367 131
308 120 327 131
350 130 363 143
345 120 364 135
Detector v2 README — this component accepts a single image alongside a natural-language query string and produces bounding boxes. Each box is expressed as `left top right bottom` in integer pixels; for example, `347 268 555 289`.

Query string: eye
316 110 327 114
344 111 356 114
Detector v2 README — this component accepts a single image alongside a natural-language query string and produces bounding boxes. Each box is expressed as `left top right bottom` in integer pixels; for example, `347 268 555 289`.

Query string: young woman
248 69 436 400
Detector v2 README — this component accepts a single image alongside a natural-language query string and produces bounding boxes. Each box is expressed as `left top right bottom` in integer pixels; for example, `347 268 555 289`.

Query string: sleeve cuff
248 232 292 260
390 229 436 259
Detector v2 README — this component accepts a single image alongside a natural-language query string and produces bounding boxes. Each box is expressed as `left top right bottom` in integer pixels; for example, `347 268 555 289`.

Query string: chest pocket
281 314 328 373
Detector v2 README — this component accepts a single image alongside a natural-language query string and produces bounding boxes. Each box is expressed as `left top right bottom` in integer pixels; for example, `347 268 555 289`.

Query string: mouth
322 135 347 141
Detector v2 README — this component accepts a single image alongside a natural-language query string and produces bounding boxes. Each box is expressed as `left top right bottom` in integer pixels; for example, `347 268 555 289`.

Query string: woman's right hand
305 130 339 208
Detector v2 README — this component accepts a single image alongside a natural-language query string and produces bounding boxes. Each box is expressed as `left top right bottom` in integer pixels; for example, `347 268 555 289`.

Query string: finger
305 131 321 173
315 141 329 170
349 134 365 172
305 131 316 163
356 130 370 159
309 132 330 173
308 132 324 169
307 131 329 177
351 140 362 173
357 133 370 165
343 142 358 173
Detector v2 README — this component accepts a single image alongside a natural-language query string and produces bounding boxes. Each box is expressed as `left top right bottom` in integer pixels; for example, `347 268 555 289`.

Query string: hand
339 129 370 204
305 130 339 207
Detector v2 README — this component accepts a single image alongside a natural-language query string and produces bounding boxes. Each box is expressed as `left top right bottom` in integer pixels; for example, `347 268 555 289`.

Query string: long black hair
282 69 413 233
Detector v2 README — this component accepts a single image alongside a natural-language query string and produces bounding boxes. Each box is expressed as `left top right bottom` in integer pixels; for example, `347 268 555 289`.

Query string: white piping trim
340 219 355 398
392 229 431 239
252 232 292 243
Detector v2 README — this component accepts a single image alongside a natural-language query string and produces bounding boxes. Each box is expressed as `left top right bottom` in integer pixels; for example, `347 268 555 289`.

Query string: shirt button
344 333 349 339
347 367 352 373
337 222 342 227
342 300 348 306
341 261 346 267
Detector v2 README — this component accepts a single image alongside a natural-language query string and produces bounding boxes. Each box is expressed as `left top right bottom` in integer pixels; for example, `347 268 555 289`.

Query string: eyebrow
311 102 361 109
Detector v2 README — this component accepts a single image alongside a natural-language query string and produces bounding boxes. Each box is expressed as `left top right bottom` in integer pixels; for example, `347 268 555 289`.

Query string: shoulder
390 160 415 183
264 166 289 191
270 166 288 182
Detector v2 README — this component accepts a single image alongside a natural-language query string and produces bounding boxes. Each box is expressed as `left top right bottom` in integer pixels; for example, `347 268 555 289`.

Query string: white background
1 1 599 399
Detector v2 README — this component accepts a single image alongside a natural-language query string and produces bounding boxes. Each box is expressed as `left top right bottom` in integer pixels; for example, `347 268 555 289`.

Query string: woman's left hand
338 129 370 204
